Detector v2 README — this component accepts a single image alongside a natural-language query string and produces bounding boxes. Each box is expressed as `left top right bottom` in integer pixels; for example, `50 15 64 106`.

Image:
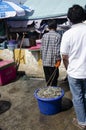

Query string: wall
0 49 66 79
0 49 44 77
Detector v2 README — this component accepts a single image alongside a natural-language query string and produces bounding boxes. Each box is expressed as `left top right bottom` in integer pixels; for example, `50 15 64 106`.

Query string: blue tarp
23 0 86 20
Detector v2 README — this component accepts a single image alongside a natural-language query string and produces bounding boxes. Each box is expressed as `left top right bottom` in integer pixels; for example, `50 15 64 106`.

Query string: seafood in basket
37 86 62 98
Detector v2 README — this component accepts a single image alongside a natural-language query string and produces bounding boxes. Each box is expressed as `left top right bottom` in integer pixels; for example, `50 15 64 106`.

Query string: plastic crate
0 60 16 85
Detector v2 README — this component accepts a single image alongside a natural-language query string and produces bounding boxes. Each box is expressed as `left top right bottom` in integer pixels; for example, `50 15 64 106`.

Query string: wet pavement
0 71 81 130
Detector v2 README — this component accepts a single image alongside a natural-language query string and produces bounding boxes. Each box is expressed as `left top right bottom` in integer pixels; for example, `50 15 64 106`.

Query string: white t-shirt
60 23 86 78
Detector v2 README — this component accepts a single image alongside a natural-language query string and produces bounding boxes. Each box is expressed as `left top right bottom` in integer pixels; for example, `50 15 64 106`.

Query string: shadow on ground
61 97 73 111
0 100 11 115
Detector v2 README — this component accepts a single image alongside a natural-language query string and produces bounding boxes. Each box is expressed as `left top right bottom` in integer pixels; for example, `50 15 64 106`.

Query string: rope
46 68 57 86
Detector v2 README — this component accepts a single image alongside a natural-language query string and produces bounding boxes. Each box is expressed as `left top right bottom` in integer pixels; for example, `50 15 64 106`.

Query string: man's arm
62 54 69 70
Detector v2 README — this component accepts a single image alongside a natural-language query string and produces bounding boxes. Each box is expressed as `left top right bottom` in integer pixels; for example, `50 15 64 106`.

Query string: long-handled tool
46 68 57 86
15 33 25 71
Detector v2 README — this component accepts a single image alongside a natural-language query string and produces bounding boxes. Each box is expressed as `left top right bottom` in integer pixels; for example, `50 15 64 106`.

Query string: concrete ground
0 67 81 130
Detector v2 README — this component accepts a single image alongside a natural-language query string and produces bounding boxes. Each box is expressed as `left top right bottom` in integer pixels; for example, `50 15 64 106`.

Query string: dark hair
48 19 57 30
67 4 85 24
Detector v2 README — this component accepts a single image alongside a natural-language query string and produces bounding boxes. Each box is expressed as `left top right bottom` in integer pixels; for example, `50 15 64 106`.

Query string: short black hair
67 4 85 24
48 19 57 30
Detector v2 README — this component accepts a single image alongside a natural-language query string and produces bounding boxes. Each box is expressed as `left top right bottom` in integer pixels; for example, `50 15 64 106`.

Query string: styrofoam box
0 60 16 85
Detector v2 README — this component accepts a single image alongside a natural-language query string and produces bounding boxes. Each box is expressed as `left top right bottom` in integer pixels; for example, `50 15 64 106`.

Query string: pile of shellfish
37 86 62 98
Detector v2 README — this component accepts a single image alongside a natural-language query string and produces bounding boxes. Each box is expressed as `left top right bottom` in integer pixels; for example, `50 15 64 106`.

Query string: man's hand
55 60 61 68
62 55 69 70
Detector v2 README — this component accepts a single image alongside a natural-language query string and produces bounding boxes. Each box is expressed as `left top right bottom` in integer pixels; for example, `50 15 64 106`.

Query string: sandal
72 118 86 130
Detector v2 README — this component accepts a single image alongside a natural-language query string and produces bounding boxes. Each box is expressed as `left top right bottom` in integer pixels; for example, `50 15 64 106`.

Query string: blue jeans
68 76 86 125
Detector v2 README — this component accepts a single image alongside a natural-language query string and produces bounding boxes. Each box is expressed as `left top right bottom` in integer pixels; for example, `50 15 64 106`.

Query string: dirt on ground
0 69 79 130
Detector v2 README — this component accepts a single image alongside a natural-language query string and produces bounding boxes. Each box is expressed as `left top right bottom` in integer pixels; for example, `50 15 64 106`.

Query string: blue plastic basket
34 87 64 115
7 44 18 50
0 41 6 49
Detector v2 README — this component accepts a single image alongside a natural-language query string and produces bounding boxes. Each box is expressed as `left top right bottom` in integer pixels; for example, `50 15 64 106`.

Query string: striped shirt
41 30 61 67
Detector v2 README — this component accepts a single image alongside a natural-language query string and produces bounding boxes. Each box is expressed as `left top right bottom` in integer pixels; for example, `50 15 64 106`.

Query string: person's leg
43 66 50 86
50 67 59 86
82 79 86 111
68 76 86 126
43 66 59 86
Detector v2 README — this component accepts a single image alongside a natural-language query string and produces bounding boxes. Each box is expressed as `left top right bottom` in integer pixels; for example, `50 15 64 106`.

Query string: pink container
0 60 16 86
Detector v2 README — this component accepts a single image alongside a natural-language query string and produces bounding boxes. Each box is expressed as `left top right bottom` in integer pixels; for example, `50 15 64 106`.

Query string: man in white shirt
60 4 86 129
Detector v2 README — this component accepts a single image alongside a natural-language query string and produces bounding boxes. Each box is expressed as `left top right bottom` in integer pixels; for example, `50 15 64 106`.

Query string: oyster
37 86 62 98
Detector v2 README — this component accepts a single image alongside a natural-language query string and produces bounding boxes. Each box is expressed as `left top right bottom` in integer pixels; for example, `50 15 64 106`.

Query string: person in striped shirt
41 19 61 86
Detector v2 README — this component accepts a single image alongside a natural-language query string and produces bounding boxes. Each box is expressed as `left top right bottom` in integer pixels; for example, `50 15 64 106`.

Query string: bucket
0 41 6 49
34 87 64 115
7 44 18 50
7 40 18 50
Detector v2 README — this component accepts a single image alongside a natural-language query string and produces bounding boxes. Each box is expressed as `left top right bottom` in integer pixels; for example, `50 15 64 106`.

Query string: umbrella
0 0 32 19
4 0 26 5
23 0 86 20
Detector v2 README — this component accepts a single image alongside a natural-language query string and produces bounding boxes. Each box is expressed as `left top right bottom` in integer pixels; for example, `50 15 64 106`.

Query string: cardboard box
0 60 16 85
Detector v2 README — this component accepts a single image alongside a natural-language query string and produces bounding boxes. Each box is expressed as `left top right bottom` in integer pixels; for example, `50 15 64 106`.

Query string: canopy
23 0 86 20
4 0 26 5
0 0 32 19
